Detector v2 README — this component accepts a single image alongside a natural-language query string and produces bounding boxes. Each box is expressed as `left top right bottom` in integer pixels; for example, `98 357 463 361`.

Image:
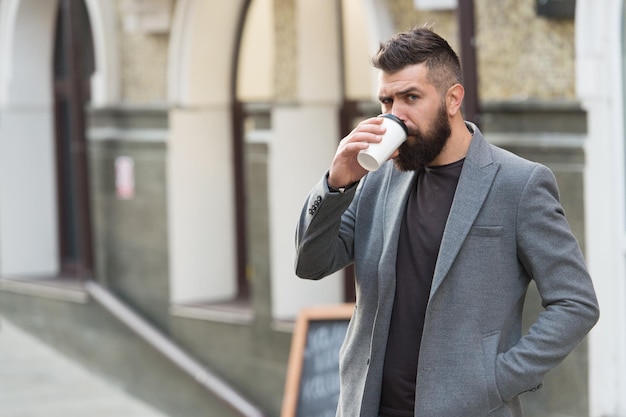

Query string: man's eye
407 95 418 101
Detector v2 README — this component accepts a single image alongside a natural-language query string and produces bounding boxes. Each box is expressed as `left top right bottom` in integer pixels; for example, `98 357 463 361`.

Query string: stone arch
167 0 248 304
0 0 113 277
83 0 120 105
0 0 118 107
0 0 58 106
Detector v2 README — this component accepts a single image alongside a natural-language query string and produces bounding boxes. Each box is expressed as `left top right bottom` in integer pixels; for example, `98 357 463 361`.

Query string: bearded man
294 26 599 417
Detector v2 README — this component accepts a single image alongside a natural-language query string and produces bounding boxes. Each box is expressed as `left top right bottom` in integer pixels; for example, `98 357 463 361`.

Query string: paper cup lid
380 114 408 136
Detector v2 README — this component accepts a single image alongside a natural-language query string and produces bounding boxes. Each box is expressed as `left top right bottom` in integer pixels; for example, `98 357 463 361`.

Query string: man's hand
328 116 387 188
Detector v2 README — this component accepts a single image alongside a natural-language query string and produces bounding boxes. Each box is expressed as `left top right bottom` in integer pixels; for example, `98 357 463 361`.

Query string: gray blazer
295 123 599 417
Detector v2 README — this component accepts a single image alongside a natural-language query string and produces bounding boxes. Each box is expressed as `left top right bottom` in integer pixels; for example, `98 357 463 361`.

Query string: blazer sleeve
294 173 359 280
496 163 600 401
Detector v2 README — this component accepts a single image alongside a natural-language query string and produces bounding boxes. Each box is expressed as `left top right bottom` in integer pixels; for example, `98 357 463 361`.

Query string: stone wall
385 0 575 101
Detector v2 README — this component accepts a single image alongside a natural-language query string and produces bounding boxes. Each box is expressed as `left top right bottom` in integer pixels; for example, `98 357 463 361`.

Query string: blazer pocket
469 225 503 237
482 331 504 412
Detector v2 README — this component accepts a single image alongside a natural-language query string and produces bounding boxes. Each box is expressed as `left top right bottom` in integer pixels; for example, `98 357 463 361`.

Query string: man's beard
393 104 451 172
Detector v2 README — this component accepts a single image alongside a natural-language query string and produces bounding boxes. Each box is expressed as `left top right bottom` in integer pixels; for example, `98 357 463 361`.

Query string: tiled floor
0 318 170 417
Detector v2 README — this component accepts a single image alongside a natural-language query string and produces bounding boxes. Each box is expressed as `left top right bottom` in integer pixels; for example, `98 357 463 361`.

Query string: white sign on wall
414 0 457 10
115 156 135 200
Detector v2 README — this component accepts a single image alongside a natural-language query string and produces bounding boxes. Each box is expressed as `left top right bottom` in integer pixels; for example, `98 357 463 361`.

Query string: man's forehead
377 83 422 98
377 65 432 96
380 63 429 80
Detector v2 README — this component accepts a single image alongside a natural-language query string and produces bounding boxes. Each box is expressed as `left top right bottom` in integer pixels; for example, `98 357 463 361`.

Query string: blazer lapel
429 127 499 301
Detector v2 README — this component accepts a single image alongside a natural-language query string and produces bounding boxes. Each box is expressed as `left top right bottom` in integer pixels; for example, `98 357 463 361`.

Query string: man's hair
371 25 463 94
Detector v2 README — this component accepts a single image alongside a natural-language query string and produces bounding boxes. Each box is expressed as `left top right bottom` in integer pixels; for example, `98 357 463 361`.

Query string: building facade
0 0 622 416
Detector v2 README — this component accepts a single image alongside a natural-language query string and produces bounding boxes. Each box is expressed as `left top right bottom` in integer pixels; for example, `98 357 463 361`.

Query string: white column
168 108 237 303
269 0 345 319
270 106 344 319
576 0 626 415
84 0 121 106
0 109 59 276
0 0 60 276
167 0 244 303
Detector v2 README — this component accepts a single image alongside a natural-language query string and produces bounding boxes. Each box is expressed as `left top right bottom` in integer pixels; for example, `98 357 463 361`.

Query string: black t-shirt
379 159 464 417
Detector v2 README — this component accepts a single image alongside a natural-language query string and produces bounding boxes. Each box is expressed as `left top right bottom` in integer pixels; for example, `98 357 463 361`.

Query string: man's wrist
328 180 358 194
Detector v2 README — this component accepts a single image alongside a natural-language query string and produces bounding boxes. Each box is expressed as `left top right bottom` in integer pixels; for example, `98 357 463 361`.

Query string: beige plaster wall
119 32 169 102
387 0 575 101
388 0 460 52
475 0 575 100
274 0 298 102
116 1 169 103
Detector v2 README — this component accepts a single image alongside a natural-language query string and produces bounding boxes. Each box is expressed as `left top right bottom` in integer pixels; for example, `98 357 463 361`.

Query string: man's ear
446 84 465 116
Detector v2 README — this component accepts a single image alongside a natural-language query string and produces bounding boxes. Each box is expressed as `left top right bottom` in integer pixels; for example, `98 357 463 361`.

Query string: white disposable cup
357 114 408 171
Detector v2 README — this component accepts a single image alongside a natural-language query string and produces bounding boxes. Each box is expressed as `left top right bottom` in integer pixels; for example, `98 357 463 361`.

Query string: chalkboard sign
281 303 355 417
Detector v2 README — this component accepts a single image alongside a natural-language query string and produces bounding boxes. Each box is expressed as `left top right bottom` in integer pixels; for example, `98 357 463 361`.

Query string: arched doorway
0 0 115 281
167 0 247 306
53 0 95 279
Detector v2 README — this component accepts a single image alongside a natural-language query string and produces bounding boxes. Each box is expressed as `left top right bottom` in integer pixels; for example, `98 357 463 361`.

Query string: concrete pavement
0 317 170 417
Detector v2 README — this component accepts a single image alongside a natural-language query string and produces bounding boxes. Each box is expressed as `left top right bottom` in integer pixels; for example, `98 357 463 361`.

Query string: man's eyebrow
398 87 421 96
378 87 421 101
